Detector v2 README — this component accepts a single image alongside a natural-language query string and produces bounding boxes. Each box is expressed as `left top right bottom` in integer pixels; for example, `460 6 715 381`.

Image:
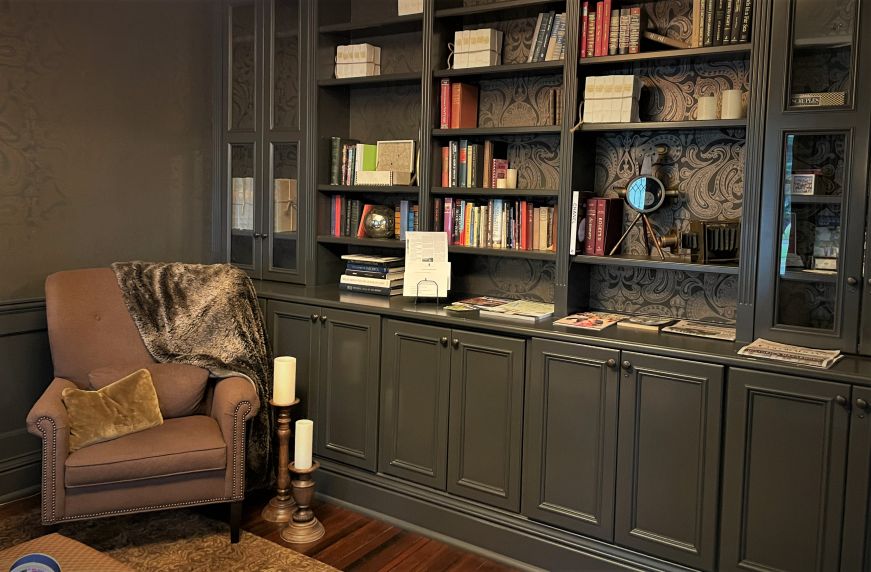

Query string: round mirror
625 175 666 214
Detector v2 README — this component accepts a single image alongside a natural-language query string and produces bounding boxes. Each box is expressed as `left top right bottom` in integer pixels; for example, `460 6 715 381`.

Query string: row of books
327 197 419 240
440 140 507 189
439 81 478 129
568 195 624 256
436 198 557 252
581 2 644 57
527 11 568 62
328 137 414 186
330 140 375 186
694 0 753 48
338 254 404 297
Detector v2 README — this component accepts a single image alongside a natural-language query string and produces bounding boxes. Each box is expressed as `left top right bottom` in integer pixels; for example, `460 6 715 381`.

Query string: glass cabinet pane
230 144 256 267
775 133 847 330
230 2 256 130
270 142 299 272
788 0 856 109
272 0 300 130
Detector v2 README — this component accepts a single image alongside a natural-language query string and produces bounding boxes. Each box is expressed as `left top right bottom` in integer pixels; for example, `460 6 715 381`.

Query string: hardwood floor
0 492 518 571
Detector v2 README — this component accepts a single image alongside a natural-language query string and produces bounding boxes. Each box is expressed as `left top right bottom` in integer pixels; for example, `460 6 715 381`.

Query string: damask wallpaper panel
0 0 218 300
349 85 422 142
451 256 556 303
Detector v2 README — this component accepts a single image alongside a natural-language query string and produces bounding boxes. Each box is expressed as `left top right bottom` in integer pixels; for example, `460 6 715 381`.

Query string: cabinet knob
320 315 327 323
857 398 869 411
621 360 632 371
261 233 268 239
451 338 459 349
847 276 859 287
836 395 850 408
310 313 319 323
253 232 262 239
440 336 448 346
606 359 617 369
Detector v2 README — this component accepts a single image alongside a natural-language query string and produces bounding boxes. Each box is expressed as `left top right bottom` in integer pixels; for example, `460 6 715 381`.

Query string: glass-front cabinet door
756 0 870 352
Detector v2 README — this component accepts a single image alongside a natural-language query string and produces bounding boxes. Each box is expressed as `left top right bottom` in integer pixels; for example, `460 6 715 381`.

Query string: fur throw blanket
111 261 273 489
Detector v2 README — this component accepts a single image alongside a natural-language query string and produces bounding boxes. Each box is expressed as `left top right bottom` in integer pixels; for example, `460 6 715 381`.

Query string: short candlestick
280 461 325 544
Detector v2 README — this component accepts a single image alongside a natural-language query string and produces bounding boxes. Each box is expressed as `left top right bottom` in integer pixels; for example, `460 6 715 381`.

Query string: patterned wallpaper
479 76 563 127
349 84 422 142
273 0 301 130
451 257 556 303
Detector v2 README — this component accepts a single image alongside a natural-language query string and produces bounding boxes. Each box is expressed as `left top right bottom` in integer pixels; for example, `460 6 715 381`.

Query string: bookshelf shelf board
317 235 405 249
435 0 564 18
780 269 838 284
318 184 420 194
433 60 564 80
789 194 843 205
578 119 747 132
571 254 740 275
578 43 752 66
432 186 559 198
448 245 557 260
318 72 421 88
432 126 562 137
318 14 423 35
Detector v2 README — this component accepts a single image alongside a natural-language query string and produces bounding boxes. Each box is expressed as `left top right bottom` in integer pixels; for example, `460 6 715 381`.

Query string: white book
340 274 404 288
569 191 580 255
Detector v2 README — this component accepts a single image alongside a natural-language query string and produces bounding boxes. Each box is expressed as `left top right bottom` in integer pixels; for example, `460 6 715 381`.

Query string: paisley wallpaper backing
452 257 556 303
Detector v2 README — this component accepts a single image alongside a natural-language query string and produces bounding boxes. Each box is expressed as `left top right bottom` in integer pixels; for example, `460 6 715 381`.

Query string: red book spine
580 2 589 58
439 79 451 129
450 83 460 129
520 201 528 249
334 196 341 236
584 198 597 255
602 0 611 59
594 198 606 255
595 2 604 56
441 146 450 187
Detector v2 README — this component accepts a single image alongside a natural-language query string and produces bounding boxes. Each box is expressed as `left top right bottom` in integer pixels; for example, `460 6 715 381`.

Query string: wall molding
0 298 47 337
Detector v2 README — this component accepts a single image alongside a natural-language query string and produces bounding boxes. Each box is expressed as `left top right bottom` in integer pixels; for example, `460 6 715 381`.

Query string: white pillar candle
273 356 296 405
294 419 313 470
721 89 744 119
505 168 518 189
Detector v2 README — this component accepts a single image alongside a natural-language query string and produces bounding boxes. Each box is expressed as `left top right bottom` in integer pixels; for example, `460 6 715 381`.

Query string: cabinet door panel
448 331 524 512
267 300 319 420
522 338 619 541
841 386 871 572
720 369 851 572
316 308 380 471
615 353 723 571
379 320 451 490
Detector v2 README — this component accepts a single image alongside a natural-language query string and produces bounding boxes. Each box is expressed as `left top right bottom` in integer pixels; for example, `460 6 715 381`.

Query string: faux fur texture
111 261 273 489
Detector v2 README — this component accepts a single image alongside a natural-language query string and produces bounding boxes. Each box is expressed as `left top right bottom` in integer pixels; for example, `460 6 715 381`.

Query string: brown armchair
26 268 260 542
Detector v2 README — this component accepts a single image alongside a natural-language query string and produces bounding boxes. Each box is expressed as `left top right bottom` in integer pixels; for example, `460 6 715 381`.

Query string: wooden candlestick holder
261 399 300 523
280 461 325 544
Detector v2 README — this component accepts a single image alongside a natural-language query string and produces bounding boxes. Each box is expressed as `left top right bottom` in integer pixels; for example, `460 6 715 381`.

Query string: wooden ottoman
0 533 134 571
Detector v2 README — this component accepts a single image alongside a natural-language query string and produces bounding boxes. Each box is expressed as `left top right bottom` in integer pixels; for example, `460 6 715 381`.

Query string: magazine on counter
662 320 737 341
737 338 843 369
553 312 627 331
478 300 555 323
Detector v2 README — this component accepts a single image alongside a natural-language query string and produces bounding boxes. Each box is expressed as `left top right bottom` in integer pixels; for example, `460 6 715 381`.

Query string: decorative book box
335 43 381 78
397 0 423 16
582 75 641 123
231 177 255 230
274 178 298 233
453 29 502 69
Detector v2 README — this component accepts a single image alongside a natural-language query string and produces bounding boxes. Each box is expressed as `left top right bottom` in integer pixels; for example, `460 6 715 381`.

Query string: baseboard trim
316 460 694 572
0 451 42 505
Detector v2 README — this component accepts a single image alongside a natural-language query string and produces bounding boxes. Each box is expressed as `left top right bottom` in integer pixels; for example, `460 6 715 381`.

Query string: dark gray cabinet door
379 320 451 490
522 338 619 541
841 386 871 572
720 369 851 572
316 308 380 471
614 352 723 571
267 300 319 420
447 330 525 512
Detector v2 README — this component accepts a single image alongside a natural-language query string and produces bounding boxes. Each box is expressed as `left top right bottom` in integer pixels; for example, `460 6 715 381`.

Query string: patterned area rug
0 506 336 572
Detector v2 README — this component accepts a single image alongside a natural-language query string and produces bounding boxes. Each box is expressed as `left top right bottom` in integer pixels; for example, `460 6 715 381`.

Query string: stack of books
695 0 753 48
453 28 503 69
335 43 381 78
582 197 624 256
438 81 478 129
581 3 644 57
329 138 414 186
582 75 642 123
437 198 556 252
339 254 405 297
528 12 568 62
439 139 508 188
327 199 419 240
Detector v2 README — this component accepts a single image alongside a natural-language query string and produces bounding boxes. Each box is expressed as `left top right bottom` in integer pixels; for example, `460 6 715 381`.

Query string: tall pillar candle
273 356 297 405
294 419 313 470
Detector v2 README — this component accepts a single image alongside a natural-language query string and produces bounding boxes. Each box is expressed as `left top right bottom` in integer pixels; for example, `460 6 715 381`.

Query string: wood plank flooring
0 492 518 571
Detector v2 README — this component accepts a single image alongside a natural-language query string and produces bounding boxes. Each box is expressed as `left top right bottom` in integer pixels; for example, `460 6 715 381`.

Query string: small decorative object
505 168 518 189
274 179 298 232
335 43 381 78
696 95 718 120
397 0 423 16
721 89 744 119
376 140 416 173
682 220 741 264
443 303 480 318
261 397 299 523
791 171 818 195
496 178 508 189
790 91 847 108
363 205 395 238
280 460 325 544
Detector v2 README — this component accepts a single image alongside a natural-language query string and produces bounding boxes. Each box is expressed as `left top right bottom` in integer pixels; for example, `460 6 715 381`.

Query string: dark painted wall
0 0 220 301
0 0 220 500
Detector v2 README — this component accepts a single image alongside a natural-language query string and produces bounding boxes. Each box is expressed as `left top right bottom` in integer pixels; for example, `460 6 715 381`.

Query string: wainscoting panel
0 301 51 502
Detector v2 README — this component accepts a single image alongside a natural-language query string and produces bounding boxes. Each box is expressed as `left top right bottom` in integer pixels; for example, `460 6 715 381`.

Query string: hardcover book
450 83 479 129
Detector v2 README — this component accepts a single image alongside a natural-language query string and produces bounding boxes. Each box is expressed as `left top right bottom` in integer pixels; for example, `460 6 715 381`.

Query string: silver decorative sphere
363 205 395 239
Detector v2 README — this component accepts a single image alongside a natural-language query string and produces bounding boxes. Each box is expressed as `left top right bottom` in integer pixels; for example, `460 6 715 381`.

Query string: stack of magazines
738 338 843 369
446 296 554 323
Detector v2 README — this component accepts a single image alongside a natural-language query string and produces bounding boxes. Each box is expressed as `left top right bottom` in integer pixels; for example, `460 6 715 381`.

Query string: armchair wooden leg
230 501 243 544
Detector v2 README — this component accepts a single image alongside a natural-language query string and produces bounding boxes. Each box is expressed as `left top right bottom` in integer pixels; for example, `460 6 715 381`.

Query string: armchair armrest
26 377 76 436
210 375 260 499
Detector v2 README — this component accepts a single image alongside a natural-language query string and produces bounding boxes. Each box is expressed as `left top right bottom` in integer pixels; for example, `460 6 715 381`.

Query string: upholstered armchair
26 268 260 542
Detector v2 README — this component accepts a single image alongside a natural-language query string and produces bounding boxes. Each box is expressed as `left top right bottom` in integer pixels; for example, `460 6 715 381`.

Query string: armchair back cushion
46 268 153 386
89 363 210 419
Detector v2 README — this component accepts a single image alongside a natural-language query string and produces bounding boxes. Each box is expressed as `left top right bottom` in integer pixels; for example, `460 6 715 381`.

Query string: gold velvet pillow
62 368 164 451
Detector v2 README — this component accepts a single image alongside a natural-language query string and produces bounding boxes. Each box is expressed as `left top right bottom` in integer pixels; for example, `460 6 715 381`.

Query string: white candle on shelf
294 419 313 470
273 356 296 405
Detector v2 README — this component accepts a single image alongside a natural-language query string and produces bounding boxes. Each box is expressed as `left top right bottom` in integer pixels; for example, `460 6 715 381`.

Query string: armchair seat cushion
89 363 210 419
65 416 226 488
